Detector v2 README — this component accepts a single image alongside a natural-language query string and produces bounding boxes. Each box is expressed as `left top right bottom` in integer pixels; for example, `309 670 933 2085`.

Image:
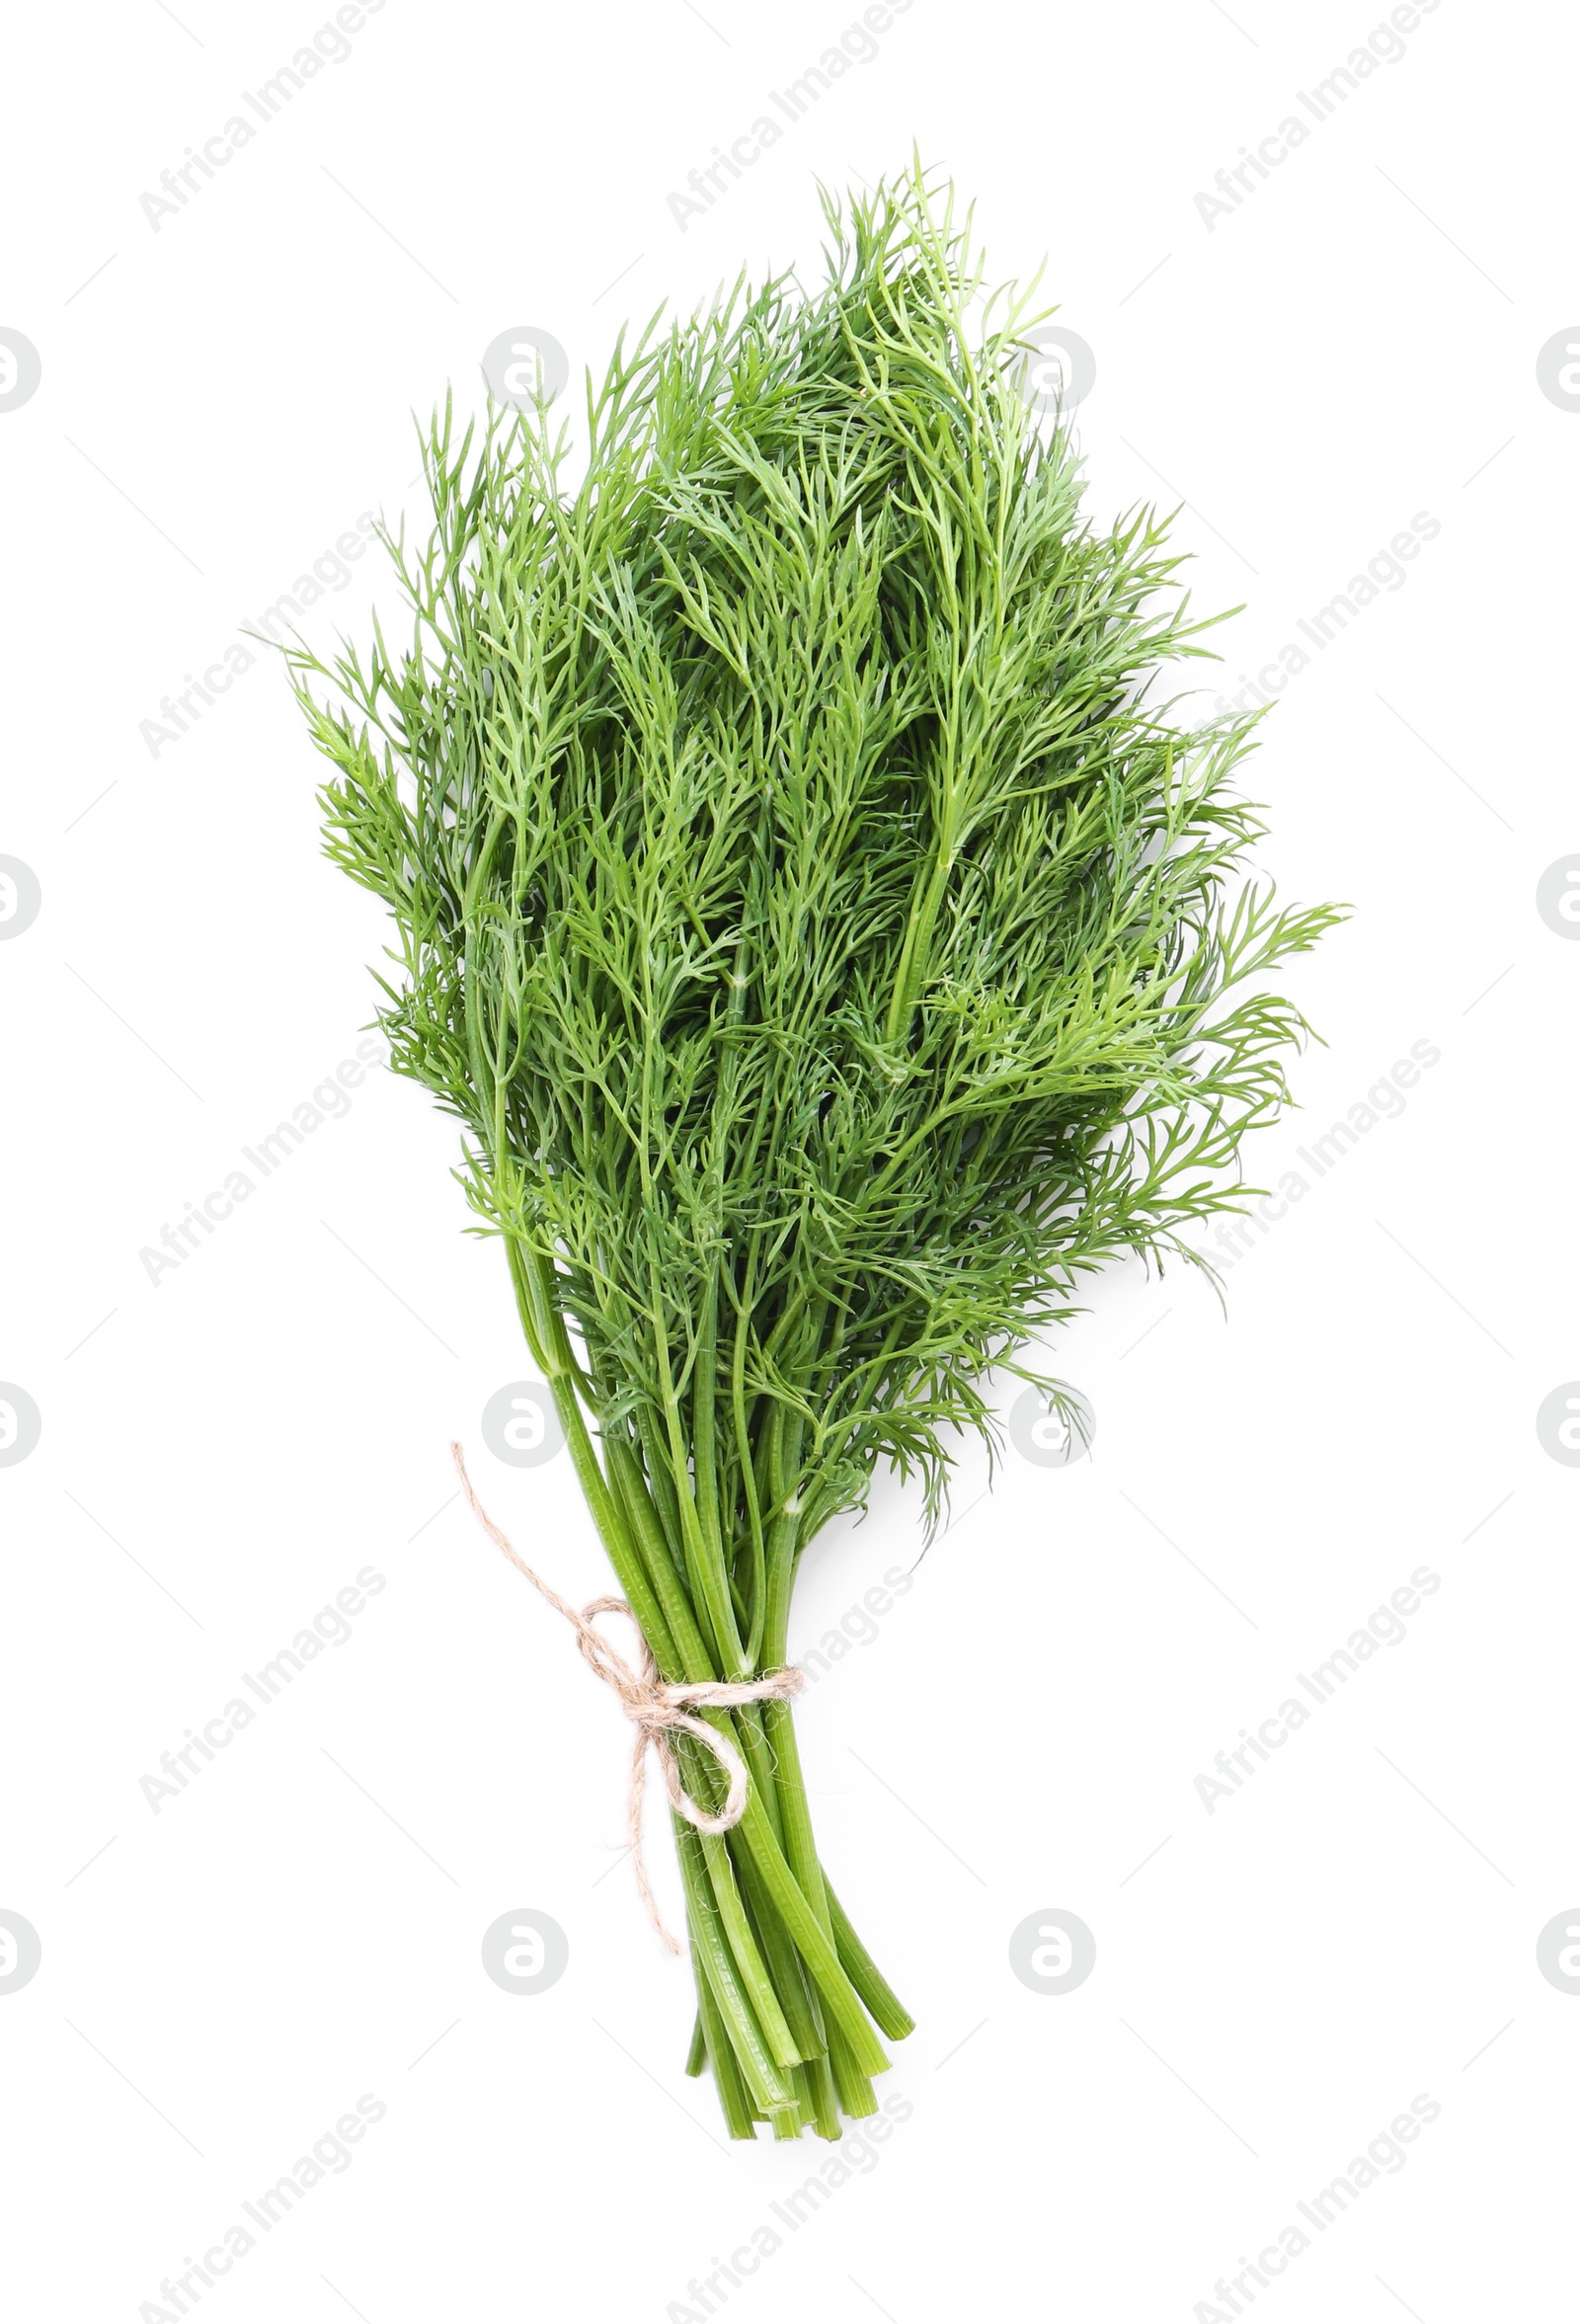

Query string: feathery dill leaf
285 159 1340 2138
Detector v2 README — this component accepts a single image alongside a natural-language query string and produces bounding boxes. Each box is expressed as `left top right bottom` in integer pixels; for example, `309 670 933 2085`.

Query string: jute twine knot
450 1443 803 1953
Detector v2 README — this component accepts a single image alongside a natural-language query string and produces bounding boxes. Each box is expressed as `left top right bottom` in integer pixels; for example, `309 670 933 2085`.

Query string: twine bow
450 1443 803 1952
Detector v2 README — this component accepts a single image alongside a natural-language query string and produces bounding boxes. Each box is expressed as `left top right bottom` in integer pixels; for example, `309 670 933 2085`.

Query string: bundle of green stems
287 160 1336 2135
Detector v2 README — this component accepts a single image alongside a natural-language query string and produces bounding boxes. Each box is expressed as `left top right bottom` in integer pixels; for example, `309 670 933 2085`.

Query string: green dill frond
290 161 1337 1552
285 156 1341 2138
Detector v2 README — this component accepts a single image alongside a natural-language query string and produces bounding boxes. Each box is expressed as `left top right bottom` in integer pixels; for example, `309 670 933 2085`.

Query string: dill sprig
285 159 1340 2139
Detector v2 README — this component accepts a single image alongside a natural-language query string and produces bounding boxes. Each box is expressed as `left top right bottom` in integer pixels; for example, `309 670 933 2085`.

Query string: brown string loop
450 1443 801 1952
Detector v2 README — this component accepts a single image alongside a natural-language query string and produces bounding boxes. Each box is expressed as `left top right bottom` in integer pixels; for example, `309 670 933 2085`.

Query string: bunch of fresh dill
285 161 1338 2139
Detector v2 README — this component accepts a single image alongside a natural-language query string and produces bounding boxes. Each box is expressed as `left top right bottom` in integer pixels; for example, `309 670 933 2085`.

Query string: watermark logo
1193 5 1446 235
481 1909 568 1993
665 2 916 235
0 1911 41 1994
1207 1037 1442 1274
139 1565 386 1813
139 1036 387 1288
1008 1385 1095 1468
146 509 378 761
1537 855 1580 936
481 328 568 411
1536 1384 1580 1467
0 1385 41 1467
0 857 41 939
1008 1908 1096 1993
1194 1563 1441 1813
136 2094 387 2318
1537 328 1580 413
1207 521 1442 721
1190 2097 1442 2319
0 330 40 413
793 1563 915 1684
1536 1911 1580 1993
1015 326 1095 419
663 2092 913 2315
137 3 391 234
481 1381 564 1468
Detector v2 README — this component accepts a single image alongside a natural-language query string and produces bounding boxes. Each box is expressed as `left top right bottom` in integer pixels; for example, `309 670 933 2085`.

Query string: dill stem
733 1837 825 2064
690 1275 748 1673
730 1772 888 2080
675 1821 796 2116
503 1236 681 1672
692 1958 754 2137
602 1432 716 1679
827 1878 914 2041
297 159 1337 2140
696 1826 801 2071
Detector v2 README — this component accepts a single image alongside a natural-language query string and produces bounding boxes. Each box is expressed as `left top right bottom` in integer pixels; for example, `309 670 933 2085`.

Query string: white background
3 1 1577 2317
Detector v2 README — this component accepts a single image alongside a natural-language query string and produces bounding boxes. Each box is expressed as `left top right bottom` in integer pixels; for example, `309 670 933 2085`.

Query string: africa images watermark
791 1562 916 1684
136 2095 387 2322
137 1035 386 1287
1204 1038 1441 1275
1194 1561 1441 1813
1193 1 1446 231
667 0 914 231
664 2092 913 2321
139 1563 386 1814
1191 2095 1442 2320
138 2 390 231
1205 513 1441 721
139 511 378 761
